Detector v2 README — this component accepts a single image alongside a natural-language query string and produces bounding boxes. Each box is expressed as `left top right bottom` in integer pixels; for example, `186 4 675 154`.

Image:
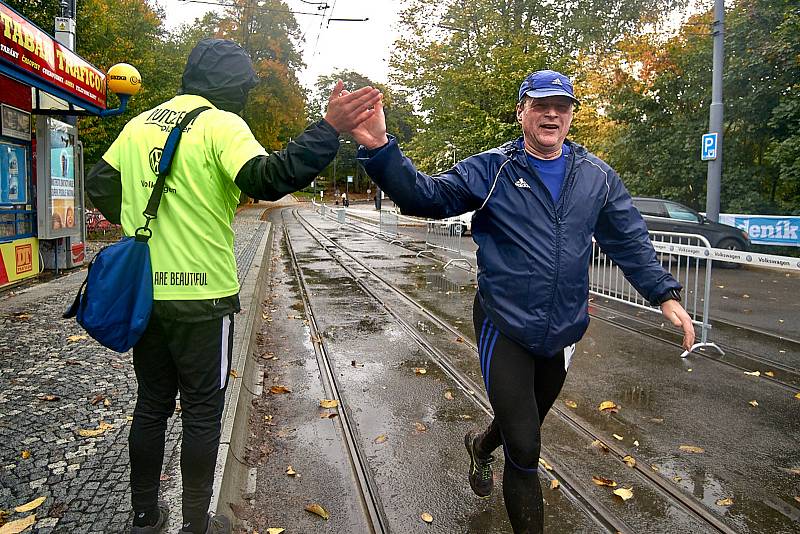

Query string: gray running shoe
130 501 169 533
178 513 231 534
465 429 494 498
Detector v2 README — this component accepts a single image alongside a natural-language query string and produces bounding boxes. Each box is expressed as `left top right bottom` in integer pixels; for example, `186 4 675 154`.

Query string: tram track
290 207 742 534
280 210 389 534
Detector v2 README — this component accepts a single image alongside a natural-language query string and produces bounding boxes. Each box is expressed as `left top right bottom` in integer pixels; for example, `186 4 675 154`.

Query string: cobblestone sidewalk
0 206 268 533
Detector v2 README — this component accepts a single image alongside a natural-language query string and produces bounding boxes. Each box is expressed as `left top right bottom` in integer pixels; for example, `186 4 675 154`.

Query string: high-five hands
324 80 382 134
660 300 696 351
348 95 389 150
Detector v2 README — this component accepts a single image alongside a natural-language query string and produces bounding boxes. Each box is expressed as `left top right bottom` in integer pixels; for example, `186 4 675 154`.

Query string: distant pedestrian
352 69 695 533
86 38 380 534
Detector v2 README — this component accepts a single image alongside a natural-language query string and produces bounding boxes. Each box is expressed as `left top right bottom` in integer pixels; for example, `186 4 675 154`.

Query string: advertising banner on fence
719 214 800 247
0 237 38 286
0 3 107 110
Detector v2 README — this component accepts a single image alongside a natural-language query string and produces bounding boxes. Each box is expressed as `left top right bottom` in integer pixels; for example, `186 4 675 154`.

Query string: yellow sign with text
0 237 38 286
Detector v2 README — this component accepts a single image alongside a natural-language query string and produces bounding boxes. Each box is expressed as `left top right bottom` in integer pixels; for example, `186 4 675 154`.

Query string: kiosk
0 2 140 288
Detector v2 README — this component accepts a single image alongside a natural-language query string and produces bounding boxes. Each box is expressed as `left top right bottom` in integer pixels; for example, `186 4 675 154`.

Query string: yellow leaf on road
374 435 388 444
319 399 339 409
266 529 285 534
20 451 30 460
67 335 88 342
591 440 609 452
304 503 329 520
538 458 553 471
14 497 45 513
679 445 705 453
444 391 454 400
592 476 617 487
598 401 619 413
564 400 578 409
0 514 35 533
613 487 634 501
269 385 291 395
229 369 239 379
550 479 560 490
286 465 298 477
716 498 734 506
77 420 112 438
744 371 761 377
414 422 427 432
623 455 636 468
613 434 624 441
421 512 434 524
794 393 800 400
749 400 759 407
413 368 427 375
765 371 775 377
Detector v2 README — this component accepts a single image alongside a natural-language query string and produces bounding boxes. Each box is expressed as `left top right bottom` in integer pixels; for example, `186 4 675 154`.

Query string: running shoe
130 501 169 533
178 513 232 534
464 429 494 498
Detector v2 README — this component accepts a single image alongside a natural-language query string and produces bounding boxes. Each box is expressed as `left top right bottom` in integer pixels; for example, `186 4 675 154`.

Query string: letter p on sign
701 133 718 161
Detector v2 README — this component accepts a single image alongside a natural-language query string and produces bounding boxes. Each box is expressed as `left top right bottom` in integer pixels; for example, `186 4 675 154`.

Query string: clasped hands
323 80 389 150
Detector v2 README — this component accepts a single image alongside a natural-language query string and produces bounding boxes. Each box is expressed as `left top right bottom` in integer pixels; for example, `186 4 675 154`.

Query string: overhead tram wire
177 0 326 17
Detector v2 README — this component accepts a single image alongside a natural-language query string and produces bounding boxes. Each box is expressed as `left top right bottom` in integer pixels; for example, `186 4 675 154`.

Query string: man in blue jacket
353 70 695 533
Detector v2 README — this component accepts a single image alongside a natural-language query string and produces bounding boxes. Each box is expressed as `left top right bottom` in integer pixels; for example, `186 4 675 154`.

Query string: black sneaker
130 501 169 533
465 429 494 498
178 513 232 534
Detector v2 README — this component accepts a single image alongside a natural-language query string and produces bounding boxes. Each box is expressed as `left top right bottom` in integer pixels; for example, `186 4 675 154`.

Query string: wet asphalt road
242 205 799 533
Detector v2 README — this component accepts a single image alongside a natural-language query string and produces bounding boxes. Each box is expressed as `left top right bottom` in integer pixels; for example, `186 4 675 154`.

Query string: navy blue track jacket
358 136 681 356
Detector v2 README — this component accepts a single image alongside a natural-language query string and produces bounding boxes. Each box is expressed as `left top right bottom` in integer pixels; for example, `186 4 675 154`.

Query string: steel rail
294 208 741 534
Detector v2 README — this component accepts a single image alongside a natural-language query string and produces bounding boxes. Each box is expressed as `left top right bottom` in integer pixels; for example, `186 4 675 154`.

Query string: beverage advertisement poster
48 119 76 231
0 141 27 205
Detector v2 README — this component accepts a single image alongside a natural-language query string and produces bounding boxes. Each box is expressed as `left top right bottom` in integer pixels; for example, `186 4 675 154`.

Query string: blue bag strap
137 105 210 240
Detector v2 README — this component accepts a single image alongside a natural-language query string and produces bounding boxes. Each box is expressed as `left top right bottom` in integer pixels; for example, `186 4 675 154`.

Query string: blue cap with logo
518 70 579 105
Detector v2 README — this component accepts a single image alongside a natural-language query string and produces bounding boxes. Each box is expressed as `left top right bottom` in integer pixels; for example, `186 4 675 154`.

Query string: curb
210 221 273 521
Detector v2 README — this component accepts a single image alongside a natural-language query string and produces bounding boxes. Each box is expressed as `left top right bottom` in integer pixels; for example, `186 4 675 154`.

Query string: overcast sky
160 0 404 90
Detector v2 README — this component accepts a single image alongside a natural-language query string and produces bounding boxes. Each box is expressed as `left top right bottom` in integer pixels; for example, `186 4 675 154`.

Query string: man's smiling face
517 95 574 158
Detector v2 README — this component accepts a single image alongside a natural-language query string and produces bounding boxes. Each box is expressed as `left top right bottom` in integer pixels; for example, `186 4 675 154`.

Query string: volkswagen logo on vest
149 147 163 175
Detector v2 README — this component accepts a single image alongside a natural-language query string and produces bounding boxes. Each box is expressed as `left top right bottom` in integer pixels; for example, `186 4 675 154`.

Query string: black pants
473 295 571 534
129 313 234 525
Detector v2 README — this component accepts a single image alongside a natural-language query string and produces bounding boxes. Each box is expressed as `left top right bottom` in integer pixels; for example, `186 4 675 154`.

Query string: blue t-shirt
526 143 570 204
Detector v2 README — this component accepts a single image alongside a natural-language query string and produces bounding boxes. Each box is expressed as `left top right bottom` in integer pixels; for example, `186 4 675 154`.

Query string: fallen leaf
10 312 31 320
414 422 427 432
673 476 682 482
38 395 60 402
538 458 553 471
716 497 734 507
77 420 113 437
269 386 291 394
789 468 800 475
103 398 111 407
550 479 560 490
795 393 800 400
651 464 660 472
14 496 46 513
421 512 434 524
304 503 329 520
126 415 133 421
459 414 472 420
650 418 664 423
687 368 693 372
744 371 761 377
286 465 298 477
613 434 624 441
795 496 800 504
0 514 35 533
20 451 30 460
351 360 364 367
319 399 339 409
591 440 609 452
749 400 759 407
598 401 619 413
159 474 171 481
374 434 388 444
413 368 427 375
90 394 106 405
765 371 775 377
67 334 88 342
679 445 705 454
229 369 239 378
319 412 338 419
613 487 634 501
266 529 285 534
455 337 464 343
592 476 617 487
444 391 454 400
564 400 578 409
633 440 640 447
623 455 636 467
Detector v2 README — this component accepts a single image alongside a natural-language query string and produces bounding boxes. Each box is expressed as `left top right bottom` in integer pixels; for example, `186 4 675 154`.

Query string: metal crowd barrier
416 220 471 270
590 231 723 358
377 209 403 245
336 207 346 224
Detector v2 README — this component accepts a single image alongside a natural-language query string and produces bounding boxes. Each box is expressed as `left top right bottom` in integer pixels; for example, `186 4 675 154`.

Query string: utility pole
705 0 724 222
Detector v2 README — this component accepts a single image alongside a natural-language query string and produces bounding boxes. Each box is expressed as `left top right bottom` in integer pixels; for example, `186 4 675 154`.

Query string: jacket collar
500 137 587 163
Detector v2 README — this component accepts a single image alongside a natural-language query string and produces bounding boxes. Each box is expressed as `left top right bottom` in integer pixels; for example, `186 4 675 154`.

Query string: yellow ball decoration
107 63 142 96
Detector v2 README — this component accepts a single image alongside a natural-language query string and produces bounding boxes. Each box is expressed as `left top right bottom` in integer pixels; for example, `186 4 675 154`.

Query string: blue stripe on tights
479 319 490 379
485 329 500 394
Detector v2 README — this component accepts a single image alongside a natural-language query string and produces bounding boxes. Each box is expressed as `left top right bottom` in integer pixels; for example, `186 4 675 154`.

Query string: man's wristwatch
656 288 682 304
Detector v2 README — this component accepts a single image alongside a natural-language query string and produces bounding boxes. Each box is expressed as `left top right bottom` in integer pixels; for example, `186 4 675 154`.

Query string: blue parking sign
701 133 718 161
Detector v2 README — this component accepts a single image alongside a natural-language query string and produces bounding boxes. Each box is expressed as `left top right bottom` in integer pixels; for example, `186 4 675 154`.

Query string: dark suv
631 197 751 251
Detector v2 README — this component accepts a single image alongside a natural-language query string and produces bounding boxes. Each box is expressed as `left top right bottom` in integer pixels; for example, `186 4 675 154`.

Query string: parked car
445 211 474 236
631 197 750 268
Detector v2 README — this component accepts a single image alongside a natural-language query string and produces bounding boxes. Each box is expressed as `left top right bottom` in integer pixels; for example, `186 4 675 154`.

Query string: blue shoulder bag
64 106 210 352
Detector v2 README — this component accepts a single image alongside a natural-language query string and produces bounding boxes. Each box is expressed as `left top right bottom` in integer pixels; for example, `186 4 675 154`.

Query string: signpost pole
705 0 724 223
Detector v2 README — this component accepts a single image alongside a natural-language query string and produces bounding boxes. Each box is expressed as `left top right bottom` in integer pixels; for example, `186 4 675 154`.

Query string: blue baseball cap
518 70 580 105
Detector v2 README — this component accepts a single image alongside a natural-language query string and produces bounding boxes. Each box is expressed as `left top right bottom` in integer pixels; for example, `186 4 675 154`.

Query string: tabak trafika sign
0 4 106 110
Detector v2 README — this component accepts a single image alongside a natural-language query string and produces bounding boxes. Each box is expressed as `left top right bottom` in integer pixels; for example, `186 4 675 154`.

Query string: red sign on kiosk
0 3 106 109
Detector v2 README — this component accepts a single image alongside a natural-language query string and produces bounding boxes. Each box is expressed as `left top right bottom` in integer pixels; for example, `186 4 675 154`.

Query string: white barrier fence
377 209 403 245
416 220 471 270
590 231 723 358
